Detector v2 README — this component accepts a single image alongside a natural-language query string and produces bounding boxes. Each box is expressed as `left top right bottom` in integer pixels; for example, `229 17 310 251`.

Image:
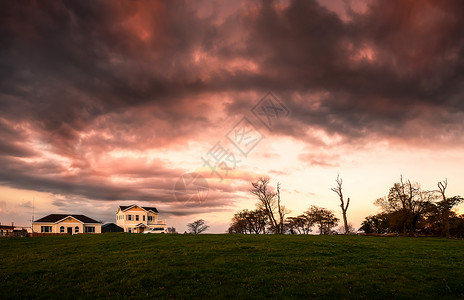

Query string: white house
116 204 166 233
32 214 101 234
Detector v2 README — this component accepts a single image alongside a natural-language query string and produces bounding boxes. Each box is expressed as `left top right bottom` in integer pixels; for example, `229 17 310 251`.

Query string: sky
1 0 464 233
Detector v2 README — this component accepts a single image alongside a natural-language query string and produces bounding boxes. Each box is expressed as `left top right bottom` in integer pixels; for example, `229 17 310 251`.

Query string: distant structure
116 204 166 233
0 223 28 237
32 214 101 234
0 224 15 237
101 223 124 233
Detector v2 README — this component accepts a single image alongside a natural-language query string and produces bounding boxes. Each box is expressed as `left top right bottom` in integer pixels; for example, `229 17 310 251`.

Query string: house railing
147 220 166 225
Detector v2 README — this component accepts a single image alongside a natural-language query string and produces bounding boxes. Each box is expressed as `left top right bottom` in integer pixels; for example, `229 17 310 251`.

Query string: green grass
0 234 463 299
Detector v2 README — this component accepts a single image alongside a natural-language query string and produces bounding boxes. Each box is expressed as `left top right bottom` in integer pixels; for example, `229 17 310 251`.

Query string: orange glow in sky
1 0 464 232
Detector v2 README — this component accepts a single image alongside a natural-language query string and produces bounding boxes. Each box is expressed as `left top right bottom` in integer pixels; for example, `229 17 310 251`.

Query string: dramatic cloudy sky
1 0 464 232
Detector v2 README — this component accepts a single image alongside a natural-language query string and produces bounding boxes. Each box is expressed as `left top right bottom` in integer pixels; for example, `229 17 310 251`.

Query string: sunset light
1 0 464 234
2 1 464 298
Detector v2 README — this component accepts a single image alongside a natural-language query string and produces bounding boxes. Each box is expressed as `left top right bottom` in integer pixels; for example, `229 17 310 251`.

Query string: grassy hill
0 234 463 299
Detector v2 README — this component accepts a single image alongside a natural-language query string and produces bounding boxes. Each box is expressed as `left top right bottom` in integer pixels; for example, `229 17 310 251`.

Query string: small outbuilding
102 223 124 233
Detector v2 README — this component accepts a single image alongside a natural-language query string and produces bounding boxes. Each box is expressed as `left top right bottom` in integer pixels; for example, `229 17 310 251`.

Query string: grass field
0 234 463 299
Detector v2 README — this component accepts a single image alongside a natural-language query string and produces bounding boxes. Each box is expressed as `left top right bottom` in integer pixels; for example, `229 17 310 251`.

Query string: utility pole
31 197 35 233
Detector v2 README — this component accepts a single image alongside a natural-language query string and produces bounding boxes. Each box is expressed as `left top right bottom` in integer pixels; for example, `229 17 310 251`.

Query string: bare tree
331 174 350 234
438 179 450 238
437 179 464 238
187 219 209 234
250 177 283 234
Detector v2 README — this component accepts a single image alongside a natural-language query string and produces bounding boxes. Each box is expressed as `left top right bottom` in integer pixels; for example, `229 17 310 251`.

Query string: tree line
361 177 464 237
228 176 464 238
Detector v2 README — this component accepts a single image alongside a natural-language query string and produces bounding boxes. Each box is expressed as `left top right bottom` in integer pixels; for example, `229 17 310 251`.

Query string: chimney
12 222 14 227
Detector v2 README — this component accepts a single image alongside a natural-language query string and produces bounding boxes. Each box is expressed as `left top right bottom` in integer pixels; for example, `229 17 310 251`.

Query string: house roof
119 205 159 213
34 214 100 224
102 223 122 229
0 225 15 229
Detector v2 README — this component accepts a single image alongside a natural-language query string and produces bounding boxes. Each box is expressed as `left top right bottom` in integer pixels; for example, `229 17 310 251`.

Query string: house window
136 215 139 221
148 216 153 221
85 227 95 233
41 226 52 233
60 226 64 233
127 215 133 221
128 228 132 233
143 215 145 221
75 226 79 233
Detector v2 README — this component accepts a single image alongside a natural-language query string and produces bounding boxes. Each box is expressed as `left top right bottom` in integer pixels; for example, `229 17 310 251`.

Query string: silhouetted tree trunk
331 174 350 234
437 179 464 238
277 183 287 234
438 179 450 238
250 177 281 234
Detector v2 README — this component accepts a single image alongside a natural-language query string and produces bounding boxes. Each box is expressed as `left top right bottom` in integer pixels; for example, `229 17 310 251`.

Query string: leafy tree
228 208 268 234
359 213 390 234
449 214 464 238
228 213 248 234
247 208 268 234
187 219 209 234
305 206 339 235
166 227 177 234
375 176 438 235
424 201 464 238
228 221 246 234
286 214 313 234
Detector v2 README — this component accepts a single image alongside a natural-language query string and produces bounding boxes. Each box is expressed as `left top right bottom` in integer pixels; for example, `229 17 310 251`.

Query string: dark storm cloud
0 0 218 151
221 0 464 145
0 153 245 215
1 0 464 210
2 0 464 145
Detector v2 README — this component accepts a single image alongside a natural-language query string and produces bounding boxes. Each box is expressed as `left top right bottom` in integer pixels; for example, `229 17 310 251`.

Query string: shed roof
0 225 15 229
